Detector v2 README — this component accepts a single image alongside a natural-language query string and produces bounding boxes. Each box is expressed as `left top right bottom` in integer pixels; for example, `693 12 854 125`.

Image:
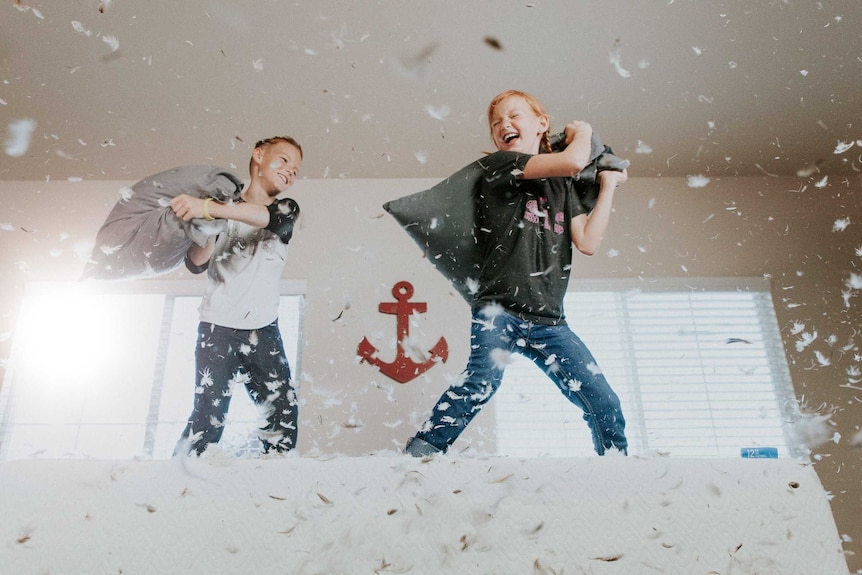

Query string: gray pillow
84 165 243 279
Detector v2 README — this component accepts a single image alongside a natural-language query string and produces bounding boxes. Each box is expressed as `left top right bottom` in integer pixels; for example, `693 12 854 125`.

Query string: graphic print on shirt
523 196 566 235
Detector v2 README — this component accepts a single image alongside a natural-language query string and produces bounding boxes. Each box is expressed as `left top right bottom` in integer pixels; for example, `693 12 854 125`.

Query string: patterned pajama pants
175 320 298 456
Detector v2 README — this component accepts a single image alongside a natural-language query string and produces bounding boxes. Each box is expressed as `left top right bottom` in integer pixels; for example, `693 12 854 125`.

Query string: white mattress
0 454 849 574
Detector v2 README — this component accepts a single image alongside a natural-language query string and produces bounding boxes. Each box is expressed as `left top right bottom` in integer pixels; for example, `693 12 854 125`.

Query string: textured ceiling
2 0 861 182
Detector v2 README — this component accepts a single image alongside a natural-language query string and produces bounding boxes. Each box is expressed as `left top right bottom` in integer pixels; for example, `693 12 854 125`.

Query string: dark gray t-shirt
472 151 586 325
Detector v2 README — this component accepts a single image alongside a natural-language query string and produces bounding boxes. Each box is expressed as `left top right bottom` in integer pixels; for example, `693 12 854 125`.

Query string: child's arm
570 170 627 256
170 194 271 228
520 121 593 179
185 236 216 271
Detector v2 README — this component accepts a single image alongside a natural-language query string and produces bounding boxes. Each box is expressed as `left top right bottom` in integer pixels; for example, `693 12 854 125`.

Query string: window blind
495 278 800 459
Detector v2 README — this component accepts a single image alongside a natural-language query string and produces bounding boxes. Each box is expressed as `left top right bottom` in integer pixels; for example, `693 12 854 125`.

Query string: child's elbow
566 158 588 177
573 158 590 175
574 240 599 256
184 255 209 274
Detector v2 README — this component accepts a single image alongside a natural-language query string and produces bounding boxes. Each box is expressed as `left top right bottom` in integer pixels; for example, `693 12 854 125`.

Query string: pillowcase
548 131 629 211
83 165 243 280
384 158 488 301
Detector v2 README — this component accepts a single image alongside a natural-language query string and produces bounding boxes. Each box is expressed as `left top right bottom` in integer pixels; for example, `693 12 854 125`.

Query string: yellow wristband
202 198 215 221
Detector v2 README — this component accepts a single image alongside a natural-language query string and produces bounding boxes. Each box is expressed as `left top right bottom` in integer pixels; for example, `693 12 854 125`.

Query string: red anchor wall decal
357 281 448 383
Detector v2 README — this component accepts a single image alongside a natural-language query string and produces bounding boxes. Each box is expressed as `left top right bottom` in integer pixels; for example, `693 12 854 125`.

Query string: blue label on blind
741 447 778 458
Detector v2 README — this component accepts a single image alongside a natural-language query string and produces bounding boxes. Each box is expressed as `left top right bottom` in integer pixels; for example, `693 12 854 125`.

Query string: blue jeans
412 310 628 455
175 321 298 456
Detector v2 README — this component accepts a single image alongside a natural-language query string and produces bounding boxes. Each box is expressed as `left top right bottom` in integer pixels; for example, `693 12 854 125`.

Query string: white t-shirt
196 198 299 330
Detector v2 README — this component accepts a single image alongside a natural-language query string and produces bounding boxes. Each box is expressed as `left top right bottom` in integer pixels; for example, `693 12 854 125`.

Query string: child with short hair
170 136 303 456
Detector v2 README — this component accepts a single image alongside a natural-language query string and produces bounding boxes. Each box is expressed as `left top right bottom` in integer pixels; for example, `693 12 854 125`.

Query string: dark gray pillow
84 165 243 280
384 158 488 301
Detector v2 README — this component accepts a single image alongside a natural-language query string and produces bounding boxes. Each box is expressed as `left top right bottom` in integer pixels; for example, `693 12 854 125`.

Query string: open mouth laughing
502 131 519 144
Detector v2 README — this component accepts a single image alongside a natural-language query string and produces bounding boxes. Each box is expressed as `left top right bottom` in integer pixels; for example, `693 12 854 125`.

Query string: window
0 280 304 461
494 278 802 459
